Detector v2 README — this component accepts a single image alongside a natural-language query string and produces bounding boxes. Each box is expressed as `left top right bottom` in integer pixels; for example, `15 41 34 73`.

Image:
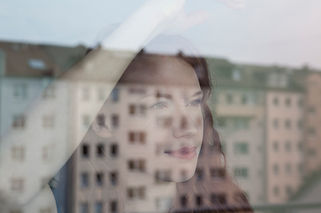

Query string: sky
1 0 321 69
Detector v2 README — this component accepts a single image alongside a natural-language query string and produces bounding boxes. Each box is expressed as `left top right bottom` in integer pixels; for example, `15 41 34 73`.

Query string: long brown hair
174 52 253 212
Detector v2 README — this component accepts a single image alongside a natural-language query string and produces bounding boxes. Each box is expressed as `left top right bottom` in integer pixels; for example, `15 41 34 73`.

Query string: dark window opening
195 195 203 207
96 144 104 157
82 144 89 158
110 144 118 157
96 172 104 186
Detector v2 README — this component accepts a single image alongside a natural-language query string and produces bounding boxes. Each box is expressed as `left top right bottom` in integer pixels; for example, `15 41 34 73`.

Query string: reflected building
209 59 306 204
265 69 304 203
303 71 321 175
0 41 85 213
2 40 321 213
210 63 266 205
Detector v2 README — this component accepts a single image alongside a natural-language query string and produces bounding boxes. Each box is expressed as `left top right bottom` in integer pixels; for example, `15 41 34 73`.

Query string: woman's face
123 55 204 182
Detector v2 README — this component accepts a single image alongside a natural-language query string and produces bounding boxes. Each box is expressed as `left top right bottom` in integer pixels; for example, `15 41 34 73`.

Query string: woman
53 36 253 213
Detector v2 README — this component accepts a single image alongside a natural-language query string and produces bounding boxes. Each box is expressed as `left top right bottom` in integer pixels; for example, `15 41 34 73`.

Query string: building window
297 98 303 108
42 115 55 128
129 87 146 94
111 114 119 128
127 187 145 199
273 164 279 175
139 132 146 143
195 195 203 207
234 142 249 154
297 120 303 129
285 97 291 107
128 159 145 172
285 119 291 129
42 86 55 99
297 141 303 151
96 114 106 127
210 168 226 179
273 119 279 128
234 118 250 129
232 69 241 81
157 116 173 128
80 202 89 213
13 84 28 99
155 170 171 183
96 172 104 186
285 141 291 152
273 97 279 106
95 202 103 213
129 104 135 115
285 163 292 174
127 188 134 199
81 172 89 188
308 127 316 136
111 88 119 102
234 168 248 178
82 144 90 158
211 193 227 205
128 131 146 144
241 94 248 104
234 192 248 204
110 200 118 213
138 186 145 199
128 104 146 116
241 95 248 105
110 171 118 186
196 168 203 181
273 141 279 151
28 58 46 69
181 170 188 180
96 144 104 157
11 146 25 161
226 93 233 104
180 195 188 208
308 106 315 113
110 144 118 157
11 178 24 192
273 186 279 196
286 185 293 196
12 114 25 129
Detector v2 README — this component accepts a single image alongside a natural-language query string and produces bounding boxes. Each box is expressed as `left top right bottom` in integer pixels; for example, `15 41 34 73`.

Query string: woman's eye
187 98 202 107
150 101 169 110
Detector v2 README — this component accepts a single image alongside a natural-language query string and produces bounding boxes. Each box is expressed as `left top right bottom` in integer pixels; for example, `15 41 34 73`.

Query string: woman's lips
164 146 197 160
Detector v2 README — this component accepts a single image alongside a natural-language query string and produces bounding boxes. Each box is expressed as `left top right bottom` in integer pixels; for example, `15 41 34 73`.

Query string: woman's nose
172 109 197 138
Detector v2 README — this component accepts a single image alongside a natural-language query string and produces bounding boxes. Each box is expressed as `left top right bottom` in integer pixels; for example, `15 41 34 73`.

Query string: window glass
1 1 321 213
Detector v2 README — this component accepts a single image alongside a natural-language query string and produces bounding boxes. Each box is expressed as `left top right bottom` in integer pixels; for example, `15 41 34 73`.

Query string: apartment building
303 71 321 175
210 66 266 205
0 41 82 213
265 70 304 203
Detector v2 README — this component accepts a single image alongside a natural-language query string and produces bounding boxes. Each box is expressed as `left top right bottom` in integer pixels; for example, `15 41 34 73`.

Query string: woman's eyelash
150 101 169 109
187 98 202 107
149 98 202 109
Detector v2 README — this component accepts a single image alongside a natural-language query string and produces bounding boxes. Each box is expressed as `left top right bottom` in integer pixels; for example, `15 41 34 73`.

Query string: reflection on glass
2 37 321 213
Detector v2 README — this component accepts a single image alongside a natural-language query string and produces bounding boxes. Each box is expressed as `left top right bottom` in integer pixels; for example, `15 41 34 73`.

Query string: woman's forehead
119 54 201 88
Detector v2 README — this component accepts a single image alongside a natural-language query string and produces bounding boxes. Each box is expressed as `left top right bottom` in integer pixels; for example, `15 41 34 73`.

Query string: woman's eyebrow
137 93 154 100
191 91 203 98
156 92 172 100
